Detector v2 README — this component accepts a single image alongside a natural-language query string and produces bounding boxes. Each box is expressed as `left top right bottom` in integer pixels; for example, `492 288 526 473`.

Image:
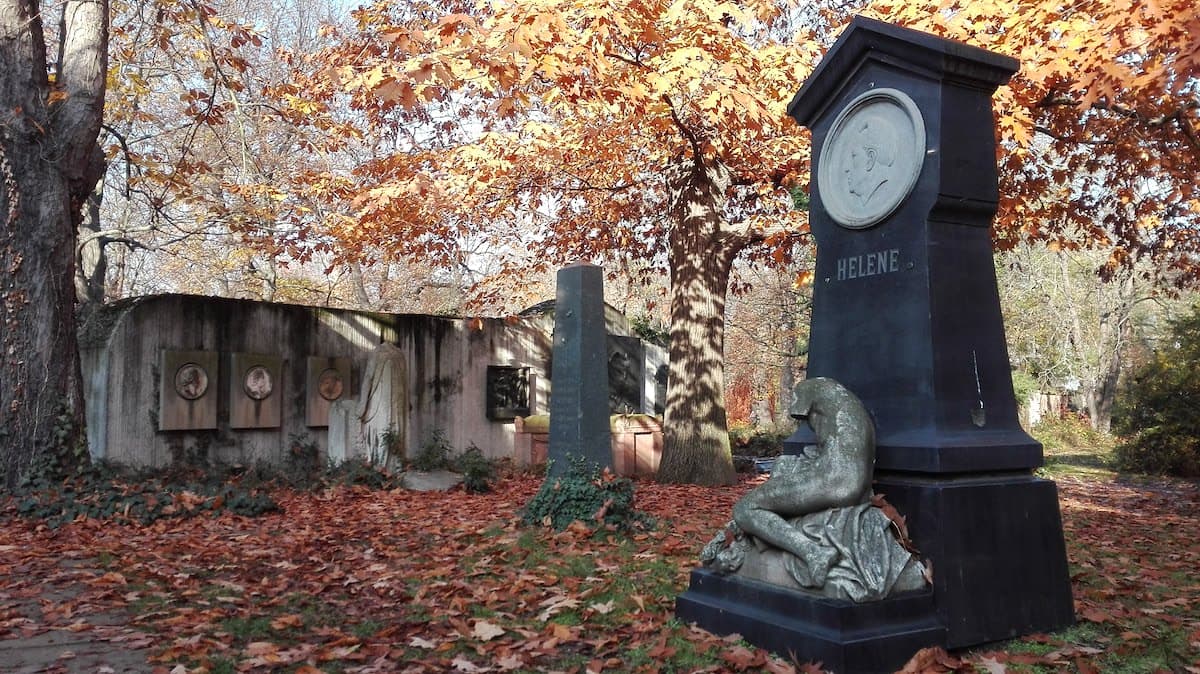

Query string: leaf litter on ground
0 469 1197 672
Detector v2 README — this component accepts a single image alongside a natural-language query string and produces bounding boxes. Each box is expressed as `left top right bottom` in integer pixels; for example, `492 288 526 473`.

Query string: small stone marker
400 469 463 492
547 263 612 477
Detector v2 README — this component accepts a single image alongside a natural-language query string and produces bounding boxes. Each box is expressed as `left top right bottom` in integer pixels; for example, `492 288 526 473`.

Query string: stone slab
547 263 612 476
400 469 463 492
676 569 945 673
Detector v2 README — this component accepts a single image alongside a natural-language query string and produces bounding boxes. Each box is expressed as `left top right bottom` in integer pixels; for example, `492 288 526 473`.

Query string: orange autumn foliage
258 0 1199 483
872 0 1200 282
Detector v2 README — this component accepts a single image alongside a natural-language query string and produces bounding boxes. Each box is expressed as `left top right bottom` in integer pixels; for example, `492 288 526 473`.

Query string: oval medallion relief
817 88 926 229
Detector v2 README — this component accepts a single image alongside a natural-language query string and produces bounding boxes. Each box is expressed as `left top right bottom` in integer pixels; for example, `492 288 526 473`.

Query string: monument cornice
788 15 1019 127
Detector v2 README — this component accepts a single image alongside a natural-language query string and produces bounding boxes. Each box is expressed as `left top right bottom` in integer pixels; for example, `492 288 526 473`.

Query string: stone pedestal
874 473 1074 647
610 414 662 478
513 415 550 467
516 414 662 478
676 570 944 673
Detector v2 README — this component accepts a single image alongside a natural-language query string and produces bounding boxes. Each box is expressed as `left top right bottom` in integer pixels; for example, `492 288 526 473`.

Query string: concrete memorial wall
81 294 664 470
82 294 662 468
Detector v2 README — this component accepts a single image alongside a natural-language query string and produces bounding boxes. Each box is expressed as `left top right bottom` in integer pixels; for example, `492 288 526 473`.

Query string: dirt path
0 626 151 674
0 558 154 674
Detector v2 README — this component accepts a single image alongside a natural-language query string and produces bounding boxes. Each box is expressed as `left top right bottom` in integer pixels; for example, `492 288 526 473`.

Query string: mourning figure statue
732 378 874 584
701 378 926 601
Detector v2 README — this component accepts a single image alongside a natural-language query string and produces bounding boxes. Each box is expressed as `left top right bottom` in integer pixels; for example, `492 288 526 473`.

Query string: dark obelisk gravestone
547 263 612 477
676 18 1073 670
785 17 1074 648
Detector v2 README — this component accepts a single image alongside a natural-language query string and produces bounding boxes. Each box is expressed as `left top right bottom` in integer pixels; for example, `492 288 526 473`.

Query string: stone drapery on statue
701 378 927 601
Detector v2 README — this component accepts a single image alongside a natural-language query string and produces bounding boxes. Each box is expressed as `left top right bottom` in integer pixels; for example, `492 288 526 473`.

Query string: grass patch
1096 628 1191 672
350 619 384 639
207 657 237 674
219 615 273 641
557 553 596 578
1032 415 1119 480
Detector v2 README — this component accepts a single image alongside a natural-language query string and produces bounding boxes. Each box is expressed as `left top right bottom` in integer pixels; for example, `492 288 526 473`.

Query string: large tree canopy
879 0 1199 281
263 0 1199 484
274 0 820 484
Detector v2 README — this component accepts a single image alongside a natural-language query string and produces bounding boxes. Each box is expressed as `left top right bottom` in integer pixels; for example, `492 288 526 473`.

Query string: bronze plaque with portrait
159 349 219 431
306 356 351 427
229 353 283 429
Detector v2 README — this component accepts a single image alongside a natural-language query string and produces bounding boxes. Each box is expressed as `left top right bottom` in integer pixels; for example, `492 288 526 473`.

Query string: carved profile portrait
844 114 899 206
174 363 209 400
817 88 926 229
243 365 273 400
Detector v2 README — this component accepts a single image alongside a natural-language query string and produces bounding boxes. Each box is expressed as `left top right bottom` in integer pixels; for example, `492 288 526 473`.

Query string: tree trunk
1088 272 1137 433
348 261 372 308
75 175 107 304
0 0 108 489
656 158 740 486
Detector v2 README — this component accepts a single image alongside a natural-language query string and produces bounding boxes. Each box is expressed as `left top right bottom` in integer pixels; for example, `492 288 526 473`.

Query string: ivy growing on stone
522 457 648 531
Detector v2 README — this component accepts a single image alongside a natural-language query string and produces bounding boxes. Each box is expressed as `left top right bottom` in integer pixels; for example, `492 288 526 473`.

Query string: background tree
996 244 1181 432
273 0 824 485
0 0 108 487
85 0 354 307
277 0 1199 485
1113 304 1200 476
723 255 813 429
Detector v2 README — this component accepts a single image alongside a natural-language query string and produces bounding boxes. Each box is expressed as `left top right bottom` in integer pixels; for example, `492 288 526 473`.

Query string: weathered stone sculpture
701 378 926 601
327 343 407 467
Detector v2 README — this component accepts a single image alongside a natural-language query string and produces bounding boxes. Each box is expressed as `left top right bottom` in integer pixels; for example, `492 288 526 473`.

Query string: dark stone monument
485 365 531 420
676 17 1073 669
785 16 1073 649
547 263 612 477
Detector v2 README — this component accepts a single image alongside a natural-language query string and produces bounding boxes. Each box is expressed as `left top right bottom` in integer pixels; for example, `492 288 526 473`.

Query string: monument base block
675 570 945 673
874 472 1075 648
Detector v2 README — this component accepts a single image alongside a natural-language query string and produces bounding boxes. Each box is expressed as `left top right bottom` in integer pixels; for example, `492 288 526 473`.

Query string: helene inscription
836 248 900 281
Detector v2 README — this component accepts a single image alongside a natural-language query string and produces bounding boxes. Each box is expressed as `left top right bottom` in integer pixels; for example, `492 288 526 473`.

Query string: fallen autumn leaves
2 471 1199 673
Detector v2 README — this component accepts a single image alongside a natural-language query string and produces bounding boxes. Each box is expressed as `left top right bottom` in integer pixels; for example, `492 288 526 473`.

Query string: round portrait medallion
817 88 926 229
318 368 344 401
243 365 274 400
174 362 209 401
